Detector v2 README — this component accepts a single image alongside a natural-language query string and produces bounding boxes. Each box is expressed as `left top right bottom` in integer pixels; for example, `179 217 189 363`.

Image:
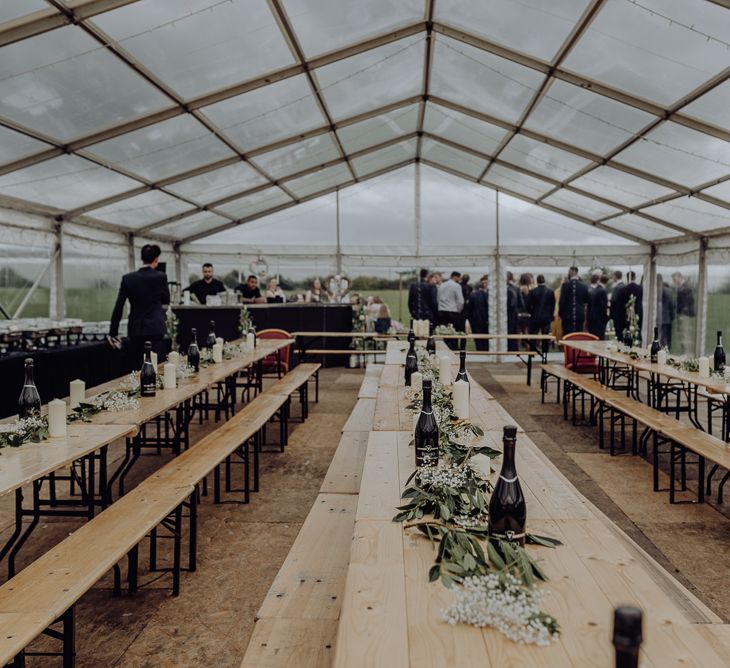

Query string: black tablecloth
0 342 133 419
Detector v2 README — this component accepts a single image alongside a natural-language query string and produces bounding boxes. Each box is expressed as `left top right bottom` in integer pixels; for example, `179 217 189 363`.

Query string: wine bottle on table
18 358 41 418
455 350 469 384
649 327 660 364
206 320 217 349
612 606 642 668
140 341 157 397
404 335 418 386
188 329 201 372
488 425 526 546
714 330 725 372
415 378 439 468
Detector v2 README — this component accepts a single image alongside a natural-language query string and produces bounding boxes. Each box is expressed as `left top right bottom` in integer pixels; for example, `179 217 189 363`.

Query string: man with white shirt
438 271 465 349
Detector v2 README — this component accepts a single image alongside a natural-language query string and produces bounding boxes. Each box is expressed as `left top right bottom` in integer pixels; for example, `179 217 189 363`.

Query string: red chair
257 328 292 378
562 332 599 374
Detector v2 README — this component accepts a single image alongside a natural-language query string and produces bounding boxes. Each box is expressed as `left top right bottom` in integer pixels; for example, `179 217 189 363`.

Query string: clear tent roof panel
285 163 353 199
613 122 730 189
601 213 683 242
421 138 488 179
642 197 730 233
336 104 419 154
152 211 230 240
430 34 545 125
701 180 730 203
563 0 730 107
85 190 194 229
569 165 676 208
250 133 340 180
682 80 730 132
523 79 655 157
482 164 556 200
0 0 48 23
542 188 622 221
0 25 169 142
215 186 293 221
0 154 140 210
434 0 593 62
199 75 324 153
86 115 236 182
92 0 296 101
164 162 268 206
499 134 595 182
423 103 508 156
350 138 417 177
281 0 425 58
0 125 50 165
314 34 425 121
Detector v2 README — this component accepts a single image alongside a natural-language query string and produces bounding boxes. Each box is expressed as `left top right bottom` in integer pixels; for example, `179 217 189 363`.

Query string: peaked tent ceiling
0 0 728 246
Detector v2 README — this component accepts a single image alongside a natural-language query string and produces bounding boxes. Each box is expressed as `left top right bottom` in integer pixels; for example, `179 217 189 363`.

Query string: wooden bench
241 367 375 667
541 363 730 504
0 367 310 667
268 362 321 420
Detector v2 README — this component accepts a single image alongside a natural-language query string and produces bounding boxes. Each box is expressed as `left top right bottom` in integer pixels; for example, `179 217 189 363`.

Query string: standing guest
558 266 589 335
467 274 490 351
185 262 225 304
587 273 609 339
108 244 170 367
623 271 643 338
460 273 473 306
506 271 524 351
375 300 391 334
408 268 438 324
656 273 675 349
672 271 695 355
610 270 626 340
305 278 329 303
525 275 555 355
437 271 465 349
265 278 286 303
236 274 265 304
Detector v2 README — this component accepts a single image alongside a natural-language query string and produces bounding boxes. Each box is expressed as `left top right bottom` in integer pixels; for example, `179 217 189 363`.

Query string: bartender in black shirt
185 263 225 304
236 274 265 304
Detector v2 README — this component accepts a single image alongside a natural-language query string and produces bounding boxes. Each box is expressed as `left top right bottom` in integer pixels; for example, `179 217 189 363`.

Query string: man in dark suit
525 274 555 355
466 274 489 351
506 271 523 351
558 266 589 335
610 270 626 340
586 273 609 339
408 268 437 324
657 273 675 348
108 244 170 368
622 270 643 342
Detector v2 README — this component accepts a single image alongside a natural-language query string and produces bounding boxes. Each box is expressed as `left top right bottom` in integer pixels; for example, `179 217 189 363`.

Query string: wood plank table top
0 422 137 498
334 341 726 667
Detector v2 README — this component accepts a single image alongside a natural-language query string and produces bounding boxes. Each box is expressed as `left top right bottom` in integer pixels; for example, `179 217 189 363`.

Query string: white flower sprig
442 573 559 646
0 415 50 448
95 390 139 412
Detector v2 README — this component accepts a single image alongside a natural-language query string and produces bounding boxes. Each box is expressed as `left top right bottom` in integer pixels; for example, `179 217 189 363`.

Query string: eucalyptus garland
0 416 49 449
394 348 562 645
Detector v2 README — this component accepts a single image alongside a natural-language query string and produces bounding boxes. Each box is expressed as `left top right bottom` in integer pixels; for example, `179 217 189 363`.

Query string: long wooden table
333 341 729 666
0 339 291 578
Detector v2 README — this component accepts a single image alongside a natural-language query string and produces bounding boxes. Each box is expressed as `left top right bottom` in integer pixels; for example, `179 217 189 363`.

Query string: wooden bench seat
0 366 310 667
267 362 321 420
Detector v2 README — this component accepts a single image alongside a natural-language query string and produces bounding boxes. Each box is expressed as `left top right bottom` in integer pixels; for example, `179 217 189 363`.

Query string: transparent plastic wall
0 242 52 319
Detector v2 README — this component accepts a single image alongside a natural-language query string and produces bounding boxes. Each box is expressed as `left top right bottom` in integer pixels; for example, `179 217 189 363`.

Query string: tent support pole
494 191 504 356
414 161 421 259
127 233 135 273
644 245 656 346
50 221 65 320
335 188 342 275
696 238 708 356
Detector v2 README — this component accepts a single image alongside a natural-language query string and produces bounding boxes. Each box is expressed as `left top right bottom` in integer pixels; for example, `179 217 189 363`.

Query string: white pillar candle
150 351 158 368
246 332 255 350
411 371 422 392
48 399 67 438
212 342 223 364
163 363 177 390
454 379 470 419
420 320 427 338
698 356 710 378
168 351 180 366
216 337 224 347
69 379 85 409
656 349 667 366
439 356 452 385
469 453 491 480
183 291 191 305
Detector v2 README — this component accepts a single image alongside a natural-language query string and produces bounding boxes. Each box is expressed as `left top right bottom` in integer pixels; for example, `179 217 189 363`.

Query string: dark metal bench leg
128 544 139 594
214 464 222 504
172 505 182 597
63 607 75 668
652 432 660 492
189 489 198 572
149 528 157 571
